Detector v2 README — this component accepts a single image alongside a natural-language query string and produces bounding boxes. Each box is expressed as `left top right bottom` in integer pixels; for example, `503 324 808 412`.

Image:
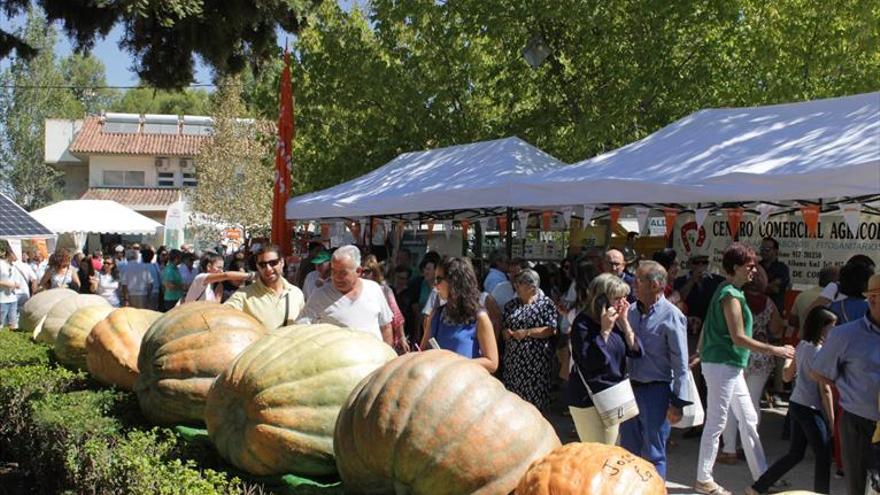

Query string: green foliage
113 87 212 115
248 0 880 196
1 0 322 89
0 330 52 368
0 6 114 209
0 326 247 494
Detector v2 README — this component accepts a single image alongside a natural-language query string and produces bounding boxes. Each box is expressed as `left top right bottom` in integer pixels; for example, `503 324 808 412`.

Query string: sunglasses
257 259 281 269
103 261 113 265
692 259 709 265
362 268 374 276
434 275 446 284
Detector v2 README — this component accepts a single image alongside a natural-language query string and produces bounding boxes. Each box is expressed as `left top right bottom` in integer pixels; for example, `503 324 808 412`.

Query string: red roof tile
69 116 208 156
80 188 180 208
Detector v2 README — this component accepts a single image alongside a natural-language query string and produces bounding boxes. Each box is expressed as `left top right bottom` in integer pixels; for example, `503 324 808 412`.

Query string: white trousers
721 366 771 454
697 362 768 483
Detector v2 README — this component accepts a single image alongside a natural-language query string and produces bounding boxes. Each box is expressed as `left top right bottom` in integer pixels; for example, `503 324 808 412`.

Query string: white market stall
286 137 567 220
31 200 163 251
514 91 880 207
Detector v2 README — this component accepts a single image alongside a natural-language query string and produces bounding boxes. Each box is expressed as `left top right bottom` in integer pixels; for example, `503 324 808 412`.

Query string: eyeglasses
691 260 709 266
257 259 281 269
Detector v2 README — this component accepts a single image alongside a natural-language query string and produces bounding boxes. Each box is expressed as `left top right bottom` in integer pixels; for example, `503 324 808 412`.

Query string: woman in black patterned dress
501 268 559 411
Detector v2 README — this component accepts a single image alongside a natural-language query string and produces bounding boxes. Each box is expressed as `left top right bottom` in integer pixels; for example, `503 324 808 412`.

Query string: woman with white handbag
568 273 642 445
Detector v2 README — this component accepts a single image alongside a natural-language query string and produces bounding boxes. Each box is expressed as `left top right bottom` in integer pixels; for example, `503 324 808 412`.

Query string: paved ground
544 386 846 494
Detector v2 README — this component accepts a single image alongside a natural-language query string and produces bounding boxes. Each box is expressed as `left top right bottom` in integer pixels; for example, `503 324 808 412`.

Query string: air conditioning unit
155 157 171 172
180 157 195 173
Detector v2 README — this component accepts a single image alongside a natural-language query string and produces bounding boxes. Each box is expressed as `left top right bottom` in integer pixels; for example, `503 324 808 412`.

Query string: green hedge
0 330 247 495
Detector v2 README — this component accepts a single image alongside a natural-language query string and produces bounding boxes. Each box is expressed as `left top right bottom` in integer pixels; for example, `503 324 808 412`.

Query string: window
157 172 175 187
182 173 197 187
103 170 145 187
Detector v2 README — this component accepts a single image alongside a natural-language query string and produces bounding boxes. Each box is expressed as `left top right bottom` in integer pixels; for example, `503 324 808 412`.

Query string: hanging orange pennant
426 222 434 242
664 208 679 240
609 205 622 232
460 219 470 239
726 208 744 239
801 205 820 238
497 215 508 235
320 223 330 239
541 211 553 232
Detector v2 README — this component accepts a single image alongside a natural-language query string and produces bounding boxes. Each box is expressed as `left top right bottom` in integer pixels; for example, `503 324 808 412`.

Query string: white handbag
574 363 639 428
672 369 705 429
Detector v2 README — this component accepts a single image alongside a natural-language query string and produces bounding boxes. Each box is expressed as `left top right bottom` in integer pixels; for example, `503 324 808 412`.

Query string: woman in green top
694 243 795 495
161 249 184 311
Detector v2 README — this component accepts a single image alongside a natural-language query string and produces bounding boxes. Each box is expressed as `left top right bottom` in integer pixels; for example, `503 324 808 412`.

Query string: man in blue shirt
483 250 508 293
620 260 691 478
812 273 880 495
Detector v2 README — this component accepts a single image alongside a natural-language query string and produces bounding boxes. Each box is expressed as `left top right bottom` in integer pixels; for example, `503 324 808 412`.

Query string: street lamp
522 34 551 69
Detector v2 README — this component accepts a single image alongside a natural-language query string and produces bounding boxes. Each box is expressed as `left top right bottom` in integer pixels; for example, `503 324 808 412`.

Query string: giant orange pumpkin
86 308 162 390
36 294 110 345
54 304 114 370
515 442 665 495
334 350 561 495
20 288 77 335
205 324 397 476
134 302 267 425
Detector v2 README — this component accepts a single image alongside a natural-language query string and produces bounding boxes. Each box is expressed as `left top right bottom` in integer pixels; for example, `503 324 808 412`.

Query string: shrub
0 330 52 367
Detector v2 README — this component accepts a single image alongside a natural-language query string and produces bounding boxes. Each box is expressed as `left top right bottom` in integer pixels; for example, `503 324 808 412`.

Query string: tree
112 87 211 115
1 0 322 89
186 74 275 239
271 0 879 197
0 7 109 210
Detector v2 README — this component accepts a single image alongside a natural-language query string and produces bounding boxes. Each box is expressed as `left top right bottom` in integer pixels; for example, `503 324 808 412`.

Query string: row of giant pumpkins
20 288 665 495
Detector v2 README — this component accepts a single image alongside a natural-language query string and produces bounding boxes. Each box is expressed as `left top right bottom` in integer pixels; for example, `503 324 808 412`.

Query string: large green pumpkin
21 288 77 335
205 324 397 476
54 304 115 370
134 301 267 425
334 350 561 495
35 294 110 345
86 308 162 390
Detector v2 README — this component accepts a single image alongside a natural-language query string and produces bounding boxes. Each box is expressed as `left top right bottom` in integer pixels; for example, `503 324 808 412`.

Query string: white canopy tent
31 200 163 250
514 91 880 207
286 137 566 220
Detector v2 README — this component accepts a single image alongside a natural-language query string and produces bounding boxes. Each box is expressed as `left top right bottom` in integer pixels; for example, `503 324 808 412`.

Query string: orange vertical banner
541 211 553 231
271 48 294 256
726 207 744 239
801 205 820 238
664 208 679 240
609 205 622 232
497 216 508 235
460 219 470 239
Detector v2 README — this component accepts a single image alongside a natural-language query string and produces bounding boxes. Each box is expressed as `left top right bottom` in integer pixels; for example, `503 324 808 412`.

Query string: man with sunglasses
224 244 305 330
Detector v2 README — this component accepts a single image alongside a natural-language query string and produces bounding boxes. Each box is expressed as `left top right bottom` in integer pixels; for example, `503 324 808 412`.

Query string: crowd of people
0 235 878 495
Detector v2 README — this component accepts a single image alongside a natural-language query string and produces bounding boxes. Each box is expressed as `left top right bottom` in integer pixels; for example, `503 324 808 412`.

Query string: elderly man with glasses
296 245 394 345
224 244 304 330
620 260 691 479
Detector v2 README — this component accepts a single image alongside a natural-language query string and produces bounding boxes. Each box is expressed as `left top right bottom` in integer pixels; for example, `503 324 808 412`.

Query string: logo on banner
680 221 707 255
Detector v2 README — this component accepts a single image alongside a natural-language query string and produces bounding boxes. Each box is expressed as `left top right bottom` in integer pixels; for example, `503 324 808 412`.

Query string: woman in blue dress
422 257 498 373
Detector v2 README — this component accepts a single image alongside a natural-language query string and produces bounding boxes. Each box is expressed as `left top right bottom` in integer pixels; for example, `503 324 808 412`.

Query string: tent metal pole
505 207 514 260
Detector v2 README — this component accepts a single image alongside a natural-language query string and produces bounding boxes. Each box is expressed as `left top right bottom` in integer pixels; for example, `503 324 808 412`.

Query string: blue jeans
620 381 672 478
752 401 831 494
0 300 18 328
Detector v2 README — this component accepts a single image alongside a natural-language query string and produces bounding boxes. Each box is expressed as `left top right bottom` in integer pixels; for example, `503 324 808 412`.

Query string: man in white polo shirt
297 245 393 345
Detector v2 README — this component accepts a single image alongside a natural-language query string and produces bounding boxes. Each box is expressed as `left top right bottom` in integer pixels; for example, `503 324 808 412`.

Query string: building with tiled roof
45 113 213 226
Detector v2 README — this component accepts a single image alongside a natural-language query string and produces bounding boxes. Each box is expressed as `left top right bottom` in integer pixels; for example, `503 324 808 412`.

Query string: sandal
695 480 733 495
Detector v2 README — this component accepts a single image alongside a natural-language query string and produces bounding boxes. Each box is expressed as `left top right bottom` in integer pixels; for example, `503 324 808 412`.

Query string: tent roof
516 92 880 207
0 193 54 239
287 137 566 220
30 200 163 235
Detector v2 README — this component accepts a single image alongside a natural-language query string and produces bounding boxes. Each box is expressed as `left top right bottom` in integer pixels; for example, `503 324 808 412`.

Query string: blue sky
1 1 364 87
